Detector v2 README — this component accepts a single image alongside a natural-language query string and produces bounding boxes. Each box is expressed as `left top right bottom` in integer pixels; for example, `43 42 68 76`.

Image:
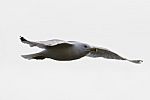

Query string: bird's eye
84 45 88 48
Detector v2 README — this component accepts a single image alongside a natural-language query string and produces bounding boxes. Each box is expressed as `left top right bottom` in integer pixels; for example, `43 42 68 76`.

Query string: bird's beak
89 48 97 52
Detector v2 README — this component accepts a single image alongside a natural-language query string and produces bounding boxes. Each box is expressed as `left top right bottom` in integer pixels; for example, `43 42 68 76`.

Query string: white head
72 42 91 56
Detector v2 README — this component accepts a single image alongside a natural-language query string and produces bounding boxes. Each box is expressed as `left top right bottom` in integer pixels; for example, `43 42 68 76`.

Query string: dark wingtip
128 60 143 64
20 36 27 42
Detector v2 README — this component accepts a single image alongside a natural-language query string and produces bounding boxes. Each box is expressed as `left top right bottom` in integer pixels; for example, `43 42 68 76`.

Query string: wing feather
87 47 126 60
87 47 143 64
20 37 73 49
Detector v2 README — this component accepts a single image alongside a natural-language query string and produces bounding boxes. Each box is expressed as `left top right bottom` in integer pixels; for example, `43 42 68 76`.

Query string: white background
0 0 150 100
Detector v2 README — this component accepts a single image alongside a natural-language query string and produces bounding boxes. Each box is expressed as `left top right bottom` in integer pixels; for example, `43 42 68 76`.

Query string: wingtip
20 36 27 42
128 60 143 64
21 55 32 60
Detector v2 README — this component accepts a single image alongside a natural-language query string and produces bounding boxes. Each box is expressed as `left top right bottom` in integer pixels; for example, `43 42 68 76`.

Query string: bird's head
74 43 92 54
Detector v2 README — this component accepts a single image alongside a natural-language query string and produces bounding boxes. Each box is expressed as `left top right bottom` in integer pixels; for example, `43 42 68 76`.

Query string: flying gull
20 36 143 64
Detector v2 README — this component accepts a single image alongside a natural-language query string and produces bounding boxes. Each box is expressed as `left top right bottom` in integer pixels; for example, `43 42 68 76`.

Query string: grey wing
87 47 143 64
87 47 126 60
20 36 73 49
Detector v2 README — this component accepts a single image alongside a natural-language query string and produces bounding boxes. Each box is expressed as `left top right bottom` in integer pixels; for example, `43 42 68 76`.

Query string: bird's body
40 42 89 61
20 36 143 64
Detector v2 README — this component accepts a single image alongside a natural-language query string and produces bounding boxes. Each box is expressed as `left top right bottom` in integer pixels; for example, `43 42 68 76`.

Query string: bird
20 36 143 64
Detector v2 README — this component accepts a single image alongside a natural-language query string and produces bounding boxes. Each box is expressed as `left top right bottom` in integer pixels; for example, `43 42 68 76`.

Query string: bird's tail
21 53 45 60
127 59 143 64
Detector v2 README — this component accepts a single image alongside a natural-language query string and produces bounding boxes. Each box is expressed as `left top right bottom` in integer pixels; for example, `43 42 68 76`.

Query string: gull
20 36 143 64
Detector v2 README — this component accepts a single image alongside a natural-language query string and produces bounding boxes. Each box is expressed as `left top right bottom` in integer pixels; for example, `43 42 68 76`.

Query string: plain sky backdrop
0 0 150 100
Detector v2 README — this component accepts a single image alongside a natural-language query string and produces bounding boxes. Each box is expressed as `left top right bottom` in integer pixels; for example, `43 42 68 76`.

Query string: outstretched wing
87 47 143 64
87 47 126 60
20 36 73 49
